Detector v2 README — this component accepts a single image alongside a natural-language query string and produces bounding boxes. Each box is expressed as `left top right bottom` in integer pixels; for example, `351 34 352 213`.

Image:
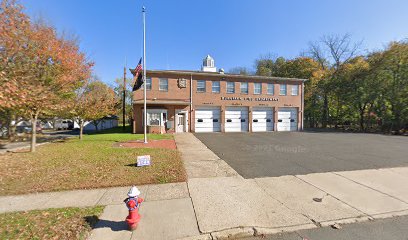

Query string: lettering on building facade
220 96 279 102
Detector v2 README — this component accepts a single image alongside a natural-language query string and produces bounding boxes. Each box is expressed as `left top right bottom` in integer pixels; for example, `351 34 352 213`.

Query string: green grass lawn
0 127 186 196
0 206 104 240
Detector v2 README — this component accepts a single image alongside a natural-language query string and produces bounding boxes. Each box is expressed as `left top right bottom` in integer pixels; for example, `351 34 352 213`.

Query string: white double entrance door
176 110 188 133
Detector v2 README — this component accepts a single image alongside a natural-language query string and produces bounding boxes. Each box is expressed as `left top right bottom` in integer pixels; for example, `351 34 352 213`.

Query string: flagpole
142 6 147 144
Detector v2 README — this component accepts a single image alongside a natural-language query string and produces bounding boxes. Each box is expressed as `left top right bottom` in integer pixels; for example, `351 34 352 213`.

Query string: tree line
232 34 408 134
0 0 117 151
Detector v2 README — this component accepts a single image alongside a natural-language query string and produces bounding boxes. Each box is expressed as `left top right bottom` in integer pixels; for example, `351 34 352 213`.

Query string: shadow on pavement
85 216 128 232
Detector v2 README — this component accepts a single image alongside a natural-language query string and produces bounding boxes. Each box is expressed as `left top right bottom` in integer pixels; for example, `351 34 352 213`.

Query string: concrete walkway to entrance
174 133 239 179
1 133 408 240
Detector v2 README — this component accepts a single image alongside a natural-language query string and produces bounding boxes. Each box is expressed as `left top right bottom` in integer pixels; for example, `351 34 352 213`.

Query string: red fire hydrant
124 186 144 230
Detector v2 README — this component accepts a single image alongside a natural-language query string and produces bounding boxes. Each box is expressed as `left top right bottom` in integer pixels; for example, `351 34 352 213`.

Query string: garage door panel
277 108 297 131
195 112 220 118
252 107 273 132
225 107 248 132
195 107 221 132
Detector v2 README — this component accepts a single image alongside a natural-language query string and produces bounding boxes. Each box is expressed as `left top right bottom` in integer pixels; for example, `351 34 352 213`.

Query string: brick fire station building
131 55 306 134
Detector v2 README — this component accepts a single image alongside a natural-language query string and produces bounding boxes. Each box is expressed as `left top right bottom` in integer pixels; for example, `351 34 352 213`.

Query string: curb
319 216 373 227
253 224 316 237
210 227 255 240
177 234 212 240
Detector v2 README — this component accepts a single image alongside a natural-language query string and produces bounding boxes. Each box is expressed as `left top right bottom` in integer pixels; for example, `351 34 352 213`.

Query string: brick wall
132 71 303 133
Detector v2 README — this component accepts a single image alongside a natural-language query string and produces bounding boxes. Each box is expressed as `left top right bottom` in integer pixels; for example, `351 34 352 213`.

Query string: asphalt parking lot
194 131 408 178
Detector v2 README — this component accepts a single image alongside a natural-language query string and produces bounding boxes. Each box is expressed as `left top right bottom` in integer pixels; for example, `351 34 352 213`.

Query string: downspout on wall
301 81 305 131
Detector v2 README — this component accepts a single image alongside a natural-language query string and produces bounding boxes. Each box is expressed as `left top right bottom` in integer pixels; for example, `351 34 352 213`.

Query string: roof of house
129 69 308 82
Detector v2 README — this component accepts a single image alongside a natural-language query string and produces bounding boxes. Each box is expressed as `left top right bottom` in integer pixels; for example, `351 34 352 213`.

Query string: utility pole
123 59 127 131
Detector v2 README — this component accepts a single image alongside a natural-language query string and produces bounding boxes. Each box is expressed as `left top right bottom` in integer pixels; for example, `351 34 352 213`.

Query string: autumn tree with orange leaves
71 79 116 140
0 0 93 151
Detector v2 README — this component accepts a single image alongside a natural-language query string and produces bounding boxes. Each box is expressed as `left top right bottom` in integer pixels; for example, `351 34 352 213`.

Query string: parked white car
54 119 71 130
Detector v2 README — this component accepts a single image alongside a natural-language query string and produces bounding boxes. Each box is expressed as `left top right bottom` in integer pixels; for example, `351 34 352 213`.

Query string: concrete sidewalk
2 133 408 240
0 182 199 240
0 182 189 214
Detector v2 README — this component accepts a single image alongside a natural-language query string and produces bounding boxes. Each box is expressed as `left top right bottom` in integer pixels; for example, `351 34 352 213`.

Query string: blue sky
21 0 408 85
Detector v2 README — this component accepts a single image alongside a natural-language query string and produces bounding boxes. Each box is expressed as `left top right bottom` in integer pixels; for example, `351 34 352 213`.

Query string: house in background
83 115 119 131
55 116 119 131
42 116 119 131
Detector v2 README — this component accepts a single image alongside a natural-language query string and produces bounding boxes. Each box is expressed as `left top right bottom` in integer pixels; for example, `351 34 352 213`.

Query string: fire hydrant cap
128 186 141 197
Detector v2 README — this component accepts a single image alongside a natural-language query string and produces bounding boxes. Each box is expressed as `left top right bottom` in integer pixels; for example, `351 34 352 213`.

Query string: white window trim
280 84 287 96
141 77 152 90
267 83 274 95
227 82 235 94
159 78 168 91
291 85 299 96
212 81 220 93
143 109 167 127
197 80 206 93
240 82 248 94
254 83 262 95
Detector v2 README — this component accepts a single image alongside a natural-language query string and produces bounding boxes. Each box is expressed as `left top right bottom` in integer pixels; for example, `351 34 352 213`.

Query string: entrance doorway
176 110 188 133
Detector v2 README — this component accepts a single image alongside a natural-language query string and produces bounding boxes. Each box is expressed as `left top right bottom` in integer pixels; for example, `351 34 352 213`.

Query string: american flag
134 58 142 76
132 58 143 91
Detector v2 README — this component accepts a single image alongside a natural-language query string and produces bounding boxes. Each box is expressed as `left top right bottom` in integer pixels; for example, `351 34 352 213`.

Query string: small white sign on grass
137 155 151 167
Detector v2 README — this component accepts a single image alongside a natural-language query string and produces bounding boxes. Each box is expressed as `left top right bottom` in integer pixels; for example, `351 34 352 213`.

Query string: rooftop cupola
201 55 217 72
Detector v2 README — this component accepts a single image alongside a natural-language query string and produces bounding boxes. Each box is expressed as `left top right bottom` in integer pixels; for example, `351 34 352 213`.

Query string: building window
148 112 161 126
267 83 274 95
291 85 299 96
254 83 262 94
144 109 167 126
212 81 220 93
280 84 287 95
227 82 235 94
197 80 206 93
240 82 248 94
159 78 168 91
141 77 152 90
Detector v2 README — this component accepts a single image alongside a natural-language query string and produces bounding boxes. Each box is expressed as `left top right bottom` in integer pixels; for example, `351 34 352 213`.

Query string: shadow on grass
85 215 128 232
124 163 137 167
84 215 100 228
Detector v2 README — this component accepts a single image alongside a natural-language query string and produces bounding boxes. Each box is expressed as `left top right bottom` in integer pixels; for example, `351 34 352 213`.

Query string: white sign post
137 155 151 167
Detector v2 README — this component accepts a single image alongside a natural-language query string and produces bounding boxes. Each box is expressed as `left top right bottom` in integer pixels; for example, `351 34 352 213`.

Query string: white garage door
225 107 249 132
195 107 221 132
277 108 298 131
252 107 274 132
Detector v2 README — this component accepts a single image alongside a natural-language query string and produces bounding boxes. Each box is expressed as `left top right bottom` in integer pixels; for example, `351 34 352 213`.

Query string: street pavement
243 215 408 240
0 130 77 154
194 132 408 178
1 133 408 240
